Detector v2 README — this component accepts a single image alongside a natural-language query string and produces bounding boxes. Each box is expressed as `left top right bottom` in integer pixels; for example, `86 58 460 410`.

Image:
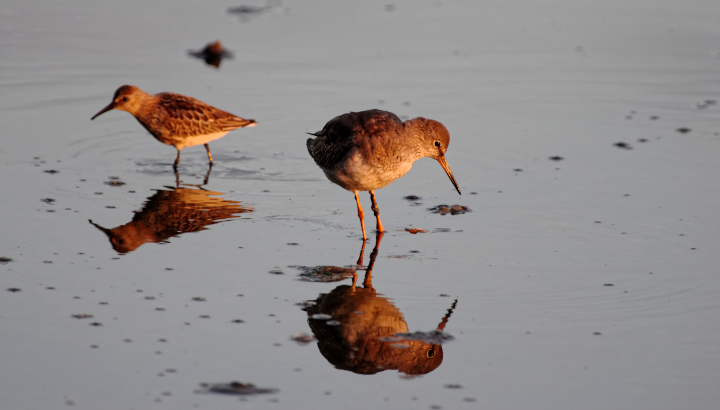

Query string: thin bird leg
354 191 367 240
369 190 385 233
204 144 213 164
356 237 367 266
173 148 181 170
362 231 383 289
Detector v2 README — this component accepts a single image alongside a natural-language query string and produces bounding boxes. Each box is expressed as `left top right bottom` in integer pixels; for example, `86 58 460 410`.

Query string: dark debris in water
43 169 59 174
548 156 564 161
40 198 56 204
291 265 356 282
0 256 13 264
395 330 455 344
7 287 21 292
428 204 470 215
614 142 633 150
676 127 692 134
71 314 93 319
197 381 278 395
104 180 125 187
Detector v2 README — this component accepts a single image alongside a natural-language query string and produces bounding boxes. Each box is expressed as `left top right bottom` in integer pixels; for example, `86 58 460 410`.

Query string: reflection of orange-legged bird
307 110 460 240
92 85 256 168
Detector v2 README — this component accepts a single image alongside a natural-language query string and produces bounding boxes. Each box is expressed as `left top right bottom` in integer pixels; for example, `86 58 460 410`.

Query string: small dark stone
614 142 632 150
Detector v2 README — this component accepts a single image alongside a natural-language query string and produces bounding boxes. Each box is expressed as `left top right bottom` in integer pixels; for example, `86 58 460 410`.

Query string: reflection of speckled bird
307 110 460 239
89 187 252 254
91 85 256 168
303 235 457 375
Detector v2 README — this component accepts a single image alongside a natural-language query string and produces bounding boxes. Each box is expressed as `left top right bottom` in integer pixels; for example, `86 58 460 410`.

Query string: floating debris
71 314 93 319
192 297 207 301
7 288 21 292
404 195 421 200
268 268 284 275
197 381 278 395
43 169 59 174
291 265 356 282
696 99 716 109
676 127 691 134
395 330 455 344
614 142 632 150
445 384 463 389
40 198 56 204
290 333 317 345
104 180 125 187
0 256 13 264
403 228 427 234
428 204 470 215
548 156 564 161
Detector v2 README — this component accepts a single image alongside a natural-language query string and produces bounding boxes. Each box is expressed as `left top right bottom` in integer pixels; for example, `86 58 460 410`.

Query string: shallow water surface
1 0 720 409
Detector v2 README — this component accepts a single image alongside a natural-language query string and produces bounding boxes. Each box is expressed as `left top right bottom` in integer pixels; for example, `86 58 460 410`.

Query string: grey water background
1 0 720 409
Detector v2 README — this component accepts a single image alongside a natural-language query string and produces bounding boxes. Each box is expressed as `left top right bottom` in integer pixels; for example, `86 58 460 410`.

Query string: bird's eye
427 349 435 358
434 141 441 147
122 97 128 102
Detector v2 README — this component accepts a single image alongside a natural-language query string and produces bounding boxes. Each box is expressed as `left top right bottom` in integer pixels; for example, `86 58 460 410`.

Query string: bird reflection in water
89 170 252 254
303 234 457 376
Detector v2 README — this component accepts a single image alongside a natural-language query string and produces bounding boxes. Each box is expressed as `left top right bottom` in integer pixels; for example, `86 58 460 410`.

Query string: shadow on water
89 169 252 254
302 233 457 376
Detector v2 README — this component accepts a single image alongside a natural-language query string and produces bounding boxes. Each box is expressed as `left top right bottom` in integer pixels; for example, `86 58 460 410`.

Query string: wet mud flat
2 1 720 410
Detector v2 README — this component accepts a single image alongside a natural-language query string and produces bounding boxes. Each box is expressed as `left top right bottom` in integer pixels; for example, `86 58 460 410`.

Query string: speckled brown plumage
92 85 256 167
89 186 252 254
307 109 460 239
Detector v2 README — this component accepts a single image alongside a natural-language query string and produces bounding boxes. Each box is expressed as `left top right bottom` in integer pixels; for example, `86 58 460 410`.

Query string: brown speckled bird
307 109 460 239
89 186 252 254
92 85 256 168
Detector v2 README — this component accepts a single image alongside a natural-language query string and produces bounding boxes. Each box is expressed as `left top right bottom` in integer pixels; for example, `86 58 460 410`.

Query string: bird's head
410 118 461 195
91 85 146 119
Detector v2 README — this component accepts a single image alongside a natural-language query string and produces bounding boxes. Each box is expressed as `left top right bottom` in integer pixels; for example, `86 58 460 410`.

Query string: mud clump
291 265 356 282
403 228 427 234
428 204 470 215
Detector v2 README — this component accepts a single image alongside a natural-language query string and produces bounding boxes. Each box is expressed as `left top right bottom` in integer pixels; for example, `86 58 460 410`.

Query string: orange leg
353 191 367 240
204 144 213 164
362 231 383 289
369 190 385 233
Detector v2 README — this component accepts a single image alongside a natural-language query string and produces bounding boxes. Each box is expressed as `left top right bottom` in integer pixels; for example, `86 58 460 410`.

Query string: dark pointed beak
88 219 112 236
91 102 115 120
438 154 461 195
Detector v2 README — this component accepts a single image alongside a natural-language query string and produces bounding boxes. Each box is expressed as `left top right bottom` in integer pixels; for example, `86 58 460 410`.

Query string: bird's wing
157 93 255 138
307 110 404 169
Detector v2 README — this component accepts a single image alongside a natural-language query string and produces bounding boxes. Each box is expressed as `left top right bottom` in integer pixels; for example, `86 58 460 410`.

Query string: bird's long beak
438 154 461 195
91 102 115 120
88 219 112 236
